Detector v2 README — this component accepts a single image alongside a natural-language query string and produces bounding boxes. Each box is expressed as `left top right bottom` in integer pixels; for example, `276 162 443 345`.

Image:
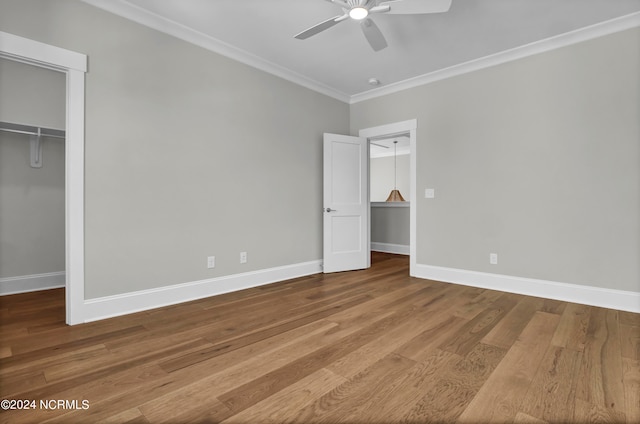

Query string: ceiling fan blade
360 18 387 52
294 15 347 39
380 0 452 14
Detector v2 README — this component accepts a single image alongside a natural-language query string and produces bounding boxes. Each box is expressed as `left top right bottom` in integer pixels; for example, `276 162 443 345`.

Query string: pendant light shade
386 140 405 202
386 189 405 202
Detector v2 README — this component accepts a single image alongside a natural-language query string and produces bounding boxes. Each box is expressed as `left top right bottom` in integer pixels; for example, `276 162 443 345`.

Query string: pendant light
385 140 405 202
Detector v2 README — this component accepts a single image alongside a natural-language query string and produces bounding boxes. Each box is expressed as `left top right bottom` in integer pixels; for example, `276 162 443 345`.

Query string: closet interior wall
0 58 66 294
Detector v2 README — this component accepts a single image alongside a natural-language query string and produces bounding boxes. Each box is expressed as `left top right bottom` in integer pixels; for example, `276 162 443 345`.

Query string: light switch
425 188 435 198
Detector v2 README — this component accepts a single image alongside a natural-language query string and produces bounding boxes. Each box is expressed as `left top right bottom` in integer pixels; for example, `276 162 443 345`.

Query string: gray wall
0 58 66 278
2 1 636 299
371 206 409 246
352 27 640 292
0 133 66 278
0 0 349 298
0 58 66 129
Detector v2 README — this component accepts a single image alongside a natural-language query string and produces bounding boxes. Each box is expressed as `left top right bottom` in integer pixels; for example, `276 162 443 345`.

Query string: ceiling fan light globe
349 7 369 20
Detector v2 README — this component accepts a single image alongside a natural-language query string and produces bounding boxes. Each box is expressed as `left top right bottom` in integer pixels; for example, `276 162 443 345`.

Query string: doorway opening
359 120 417 275
369 133 410 257
0 59 66 308
0 31 87 325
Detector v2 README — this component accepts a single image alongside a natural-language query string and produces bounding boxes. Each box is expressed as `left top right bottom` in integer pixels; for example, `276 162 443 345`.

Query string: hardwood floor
1 252 638 423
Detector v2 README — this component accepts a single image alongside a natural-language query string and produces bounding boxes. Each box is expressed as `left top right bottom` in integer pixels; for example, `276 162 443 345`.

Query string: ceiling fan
294 0 452 52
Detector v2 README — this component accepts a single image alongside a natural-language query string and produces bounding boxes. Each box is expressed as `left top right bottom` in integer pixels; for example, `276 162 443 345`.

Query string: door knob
325 208 336 212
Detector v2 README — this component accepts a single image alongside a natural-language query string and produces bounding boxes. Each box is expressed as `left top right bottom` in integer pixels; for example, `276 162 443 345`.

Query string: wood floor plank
332 348 459 422
220 368 347 424
514 411 549 423
217 306 424 415
452 288 503 320
1 253 637 423
0 346 11 359
326 288 467 379
71 320 343 424
457 311 560 423
9 338 208 402
138 383 232 424
482 296 545 350
0 325 147 372
619 311 640 327
520 346 582 423
0 343 107 381
401 342 506 423
0 367 47 397
283 353 417 423
40 364 171 424
573 399 627 423
158 295 371 373
622 357 640 424
148 321 343 411
540 298 567 315
7 322 149 356
394 314 468 362
551 302 591 351
439 292 520 356
323 282 434 327
90 407 148 424
619 323 640 360
575 308 626 417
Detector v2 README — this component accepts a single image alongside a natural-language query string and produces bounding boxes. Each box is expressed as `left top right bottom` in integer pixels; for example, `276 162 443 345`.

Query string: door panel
323 133 369 273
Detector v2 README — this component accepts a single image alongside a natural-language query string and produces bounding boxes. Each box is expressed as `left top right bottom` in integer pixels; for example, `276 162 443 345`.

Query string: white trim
65 68 86 325
0 272 66 295
371 243 409 256
350 12 640 104
79 2 640 104
80 0 350 103
0 31 88 325
359 119 417 275
82 260 323 323
0 31 87 72
371 201 410 208
414 264 640 313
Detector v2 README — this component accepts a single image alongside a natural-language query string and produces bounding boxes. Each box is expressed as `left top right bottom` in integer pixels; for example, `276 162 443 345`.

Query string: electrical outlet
425 188 435 198
240 251 247 264
207 256 215 269
489 253 498 265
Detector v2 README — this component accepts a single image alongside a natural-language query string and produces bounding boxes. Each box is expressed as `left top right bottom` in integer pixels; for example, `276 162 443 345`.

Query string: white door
323 133 370 273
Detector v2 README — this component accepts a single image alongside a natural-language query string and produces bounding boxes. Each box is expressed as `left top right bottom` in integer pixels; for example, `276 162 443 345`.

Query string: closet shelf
0 121 65 168
0 121 65 139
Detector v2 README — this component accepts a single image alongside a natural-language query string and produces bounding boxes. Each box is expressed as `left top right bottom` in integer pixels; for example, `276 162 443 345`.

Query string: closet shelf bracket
30 130 42 168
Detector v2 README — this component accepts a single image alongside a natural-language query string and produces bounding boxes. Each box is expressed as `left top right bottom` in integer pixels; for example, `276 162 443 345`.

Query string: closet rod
0 120 65 139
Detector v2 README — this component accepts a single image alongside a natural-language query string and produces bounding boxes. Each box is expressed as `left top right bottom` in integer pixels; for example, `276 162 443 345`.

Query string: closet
0 58 66 295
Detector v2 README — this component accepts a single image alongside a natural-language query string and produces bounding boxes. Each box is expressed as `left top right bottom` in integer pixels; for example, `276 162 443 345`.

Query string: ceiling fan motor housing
346 0 370 7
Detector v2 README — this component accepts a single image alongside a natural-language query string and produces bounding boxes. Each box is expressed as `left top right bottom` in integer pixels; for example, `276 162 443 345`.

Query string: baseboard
413 264 640 313
82 260 323 323
0 272 65 295
371 242 410 255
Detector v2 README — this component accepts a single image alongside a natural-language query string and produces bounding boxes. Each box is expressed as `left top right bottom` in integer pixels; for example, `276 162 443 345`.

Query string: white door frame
0 31 87 325
359 119 417 275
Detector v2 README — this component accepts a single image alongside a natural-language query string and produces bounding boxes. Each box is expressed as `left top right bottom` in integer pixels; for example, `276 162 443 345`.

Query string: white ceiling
84 0 640 102
370 136 410 158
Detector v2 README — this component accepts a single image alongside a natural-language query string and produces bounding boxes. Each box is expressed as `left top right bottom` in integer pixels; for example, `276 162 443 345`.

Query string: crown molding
80 2 639 105
350 11 640 104
80 0 351 103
